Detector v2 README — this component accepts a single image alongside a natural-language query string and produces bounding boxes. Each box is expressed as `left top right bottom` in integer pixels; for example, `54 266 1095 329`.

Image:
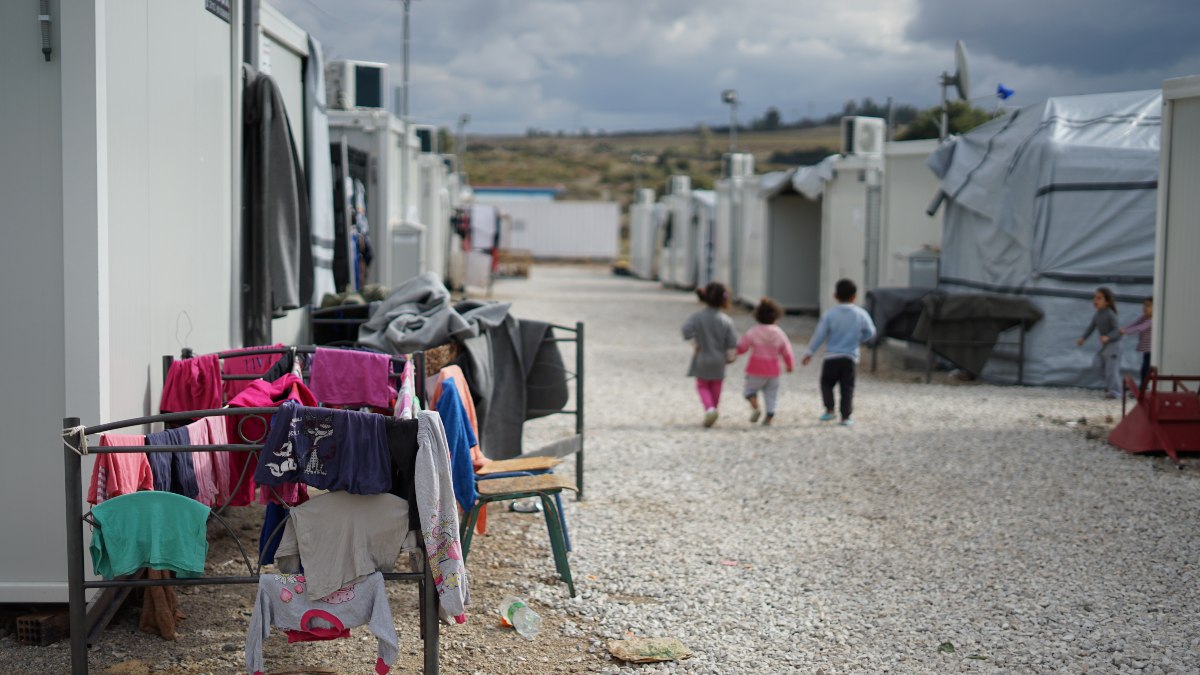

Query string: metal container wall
486 200 620 260
1156 76 1200 375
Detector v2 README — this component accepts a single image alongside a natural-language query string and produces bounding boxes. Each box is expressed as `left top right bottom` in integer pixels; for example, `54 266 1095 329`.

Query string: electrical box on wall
325 60 388 110
841 116 885 156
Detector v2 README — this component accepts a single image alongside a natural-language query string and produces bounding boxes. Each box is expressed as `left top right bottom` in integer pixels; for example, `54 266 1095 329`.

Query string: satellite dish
953 40 970 100
937 39 970 139
940 40 970 101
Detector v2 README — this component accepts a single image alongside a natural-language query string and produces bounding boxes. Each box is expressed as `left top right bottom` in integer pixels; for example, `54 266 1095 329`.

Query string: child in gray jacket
682 281 739 427
1076 286 1122 399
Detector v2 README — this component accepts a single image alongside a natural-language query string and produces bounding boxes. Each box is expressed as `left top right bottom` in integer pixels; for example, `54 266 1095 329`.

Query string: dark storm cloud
906 0 1200 74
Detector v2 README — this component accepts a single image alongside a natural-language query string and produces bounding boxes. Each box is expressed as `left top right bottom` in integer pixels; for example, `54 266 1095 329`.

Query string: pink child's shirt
736 324 795 377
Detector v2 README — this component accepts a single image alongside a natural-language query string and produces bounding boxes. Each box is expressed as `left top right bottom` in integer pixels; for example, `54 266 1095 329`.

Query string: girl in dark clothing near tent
1076 287 1122 399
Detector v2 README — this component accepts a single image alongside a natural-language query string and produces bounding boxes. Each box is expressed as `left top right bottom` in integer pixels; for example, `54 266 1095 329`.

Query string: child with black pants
801 279 877 426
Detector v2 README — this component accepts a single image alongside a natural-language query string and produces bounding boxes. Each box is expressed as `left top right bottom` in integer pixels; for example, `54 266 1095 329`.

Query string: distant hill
459 125 843 208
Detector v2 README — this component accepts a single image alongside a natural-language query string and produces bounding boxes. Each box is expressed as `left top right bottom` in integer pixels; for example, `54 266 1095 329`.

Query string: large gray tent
928 90 1160 387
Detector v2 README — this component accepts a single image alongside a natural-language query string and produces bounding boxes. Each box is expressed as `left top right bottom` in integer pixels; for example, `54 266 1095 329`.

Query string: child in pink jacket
736 297 795 425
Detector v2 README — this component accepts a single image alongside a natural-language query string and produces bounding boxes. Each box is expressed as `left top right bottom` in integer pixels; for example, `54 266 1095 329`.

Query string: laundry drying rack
60 350 444 675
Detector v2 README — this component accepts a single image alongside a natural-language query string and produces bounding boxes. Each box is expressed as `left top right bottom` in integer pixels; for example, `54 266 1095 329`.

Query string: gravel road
3 263 1198 674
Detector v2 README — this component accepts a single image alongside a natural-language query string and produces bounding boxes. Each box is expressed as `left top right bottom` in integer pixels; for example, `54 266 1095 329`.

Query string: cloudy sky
270 0 1200 134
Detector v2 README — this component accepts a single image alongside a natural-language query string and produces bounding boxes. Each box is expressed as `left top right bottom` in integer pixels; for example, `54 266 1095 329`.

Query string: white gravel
506 265 1200 674
4 263 1198 674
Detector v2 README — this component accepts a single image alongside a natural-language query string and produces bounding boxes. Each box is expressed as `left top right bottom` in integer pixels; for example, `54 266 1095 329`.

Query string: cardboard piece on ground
607 637 693 663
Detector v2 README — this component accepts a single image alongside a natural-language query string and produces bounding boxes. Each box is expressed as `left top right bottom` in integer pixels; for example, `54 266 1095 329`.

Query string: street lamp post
456 113 470 176
721 89 738 154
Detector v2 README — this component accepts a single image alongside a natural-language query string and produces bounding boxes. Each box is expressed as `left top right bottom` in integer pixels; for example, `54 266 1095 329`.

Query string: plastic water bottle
498 596 542 639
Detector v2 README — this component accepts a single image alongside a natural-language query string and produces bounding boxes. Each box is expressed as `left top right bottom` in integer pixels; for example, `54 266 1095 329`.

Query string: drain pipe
38 0 52 61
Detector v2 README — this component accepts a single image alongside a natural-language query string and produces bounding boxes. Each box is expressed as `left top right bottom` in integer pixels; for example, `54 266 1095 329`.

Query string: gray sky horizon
271 0 1200 135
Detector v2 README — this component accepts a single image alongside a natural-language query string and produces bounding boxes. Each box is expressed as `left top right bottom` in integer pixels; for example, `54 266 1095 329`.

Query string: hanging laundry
189 416 233 506
257 501 290 567
255 401 391 495
245 571 398 675
185 417 229 507
433 381 478 514
242 65 313 347
429 366 488 469
87 434 152 505
309 347 392 409
221 344 285 401
139 568 185 640
160 353 223 413
88 491 210 579
145 426 198 500
224 374 316 507
274 491 408 600
393 358 417 419
414 411 469 622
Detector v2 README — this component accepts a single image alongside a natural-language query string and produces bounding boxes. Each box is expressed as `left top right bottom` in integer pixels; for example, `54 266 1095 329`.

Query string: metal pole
939 77 949 141
402 0 411 119
64 417 87 674
729 101 738 154
575 322 585 501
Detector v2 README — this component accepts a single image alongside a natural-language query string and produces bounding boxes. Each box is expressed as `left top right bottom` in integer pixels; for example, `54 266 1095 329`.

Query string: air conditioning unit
412 124 438 153
722 153 755 178
840 116 885 156
325 60 388 110
668 175 691 195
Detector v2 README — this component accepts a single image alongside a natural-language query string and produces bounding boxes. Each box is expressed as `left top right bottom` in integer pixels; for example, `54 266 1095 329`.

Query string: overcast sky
270 0 1200 135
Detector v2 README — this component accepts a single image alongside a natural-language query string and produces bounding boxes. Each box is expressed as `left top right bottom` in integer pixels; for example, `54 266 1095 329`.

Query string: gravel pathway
505 265 1200 674
3 264 1198 674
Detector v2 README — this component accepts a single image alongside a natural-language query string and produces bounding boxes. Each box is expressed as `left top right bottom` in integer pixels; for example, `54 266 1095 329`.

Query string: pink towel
160 354 222 413
310 348 392 409
186 418 228 506
87 434 152 505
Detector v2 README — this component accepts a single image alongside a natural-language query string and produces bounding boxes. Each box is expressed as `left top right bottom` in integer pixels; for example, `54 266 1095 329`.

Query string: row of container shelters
0 0 464 604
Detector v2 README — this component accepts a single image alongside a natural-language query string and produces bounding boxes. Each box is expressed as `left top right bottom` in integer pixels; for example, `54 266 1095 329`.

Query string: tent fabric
757 155 838 201
928 90 1160 386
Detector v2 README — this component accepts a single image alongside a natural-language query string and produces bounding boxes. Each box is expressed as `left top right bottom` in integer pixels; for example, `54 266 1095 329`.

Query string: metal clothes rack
526 322 586 500
61 353 442 675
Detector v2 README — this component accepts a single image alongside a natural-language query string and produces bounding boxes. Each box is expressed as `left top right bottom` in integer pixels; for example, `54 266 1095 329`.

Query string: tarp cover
911 293 1044 378
928 89 1160 386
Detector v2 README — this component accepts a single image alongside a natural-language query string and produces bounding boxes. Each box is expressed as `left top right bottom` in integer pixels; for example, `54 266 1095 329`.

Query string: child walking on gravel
1076 286 1123 399
682 281 739 428
736 297 794 426
801 279 876 427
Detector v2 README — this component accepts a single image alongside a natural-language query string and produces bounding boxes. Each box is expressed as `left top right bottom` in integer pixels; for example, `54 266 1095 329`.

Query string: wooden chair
459 473 579 596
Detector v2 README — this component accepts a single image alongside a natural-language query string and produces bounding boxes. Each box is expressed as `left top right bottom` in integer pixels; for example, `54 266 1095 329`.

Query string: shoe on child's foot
762 414 774 426
819 412 836 422
750 409 761 423
703 408 719 427
839 418 855 427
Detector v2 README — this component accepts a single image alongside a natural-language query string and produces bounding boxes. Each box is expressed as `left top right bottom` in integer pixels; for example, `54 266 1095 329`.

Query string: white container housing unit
1155 75 1200 376
1 0 241 602
482 200 620 260
879 139 944 288
659 175 697 288
327 108 436 288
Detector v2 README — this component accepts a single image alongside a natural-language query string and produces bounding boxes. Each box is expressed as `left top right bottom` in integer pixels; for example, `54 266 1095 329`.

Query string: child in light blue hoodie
801 279 876 426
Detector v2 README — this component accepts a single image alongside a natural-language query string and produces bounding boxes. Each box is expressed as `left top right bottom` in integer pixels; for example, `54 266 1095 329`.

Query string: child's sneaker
749 409 762 423
703 409 719 427
762 413 774 426
819 412 836 422
839 418 855 427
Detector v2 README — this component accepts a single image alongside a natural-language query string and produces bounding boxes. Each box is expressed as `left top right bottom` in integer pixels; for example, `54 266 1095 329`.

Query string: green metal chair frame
459 473 578 597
